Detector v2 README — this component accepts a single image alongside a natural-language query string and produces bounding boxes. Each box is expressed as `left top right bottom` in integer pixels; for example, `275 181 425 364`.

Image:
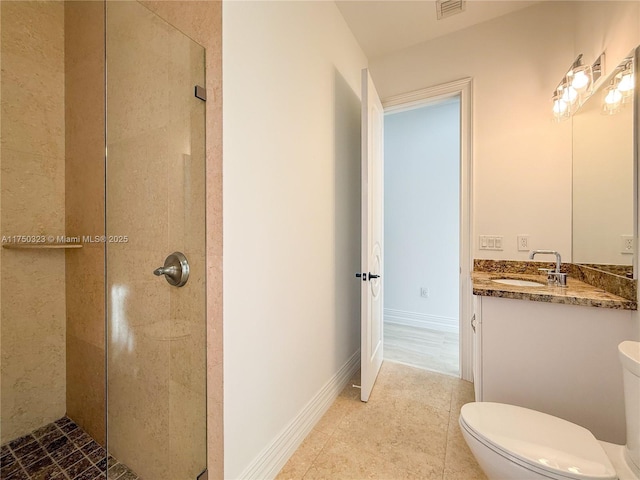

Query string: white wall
370 2 576 262
384 100 460 330
370 1 640 264
223 2 367 478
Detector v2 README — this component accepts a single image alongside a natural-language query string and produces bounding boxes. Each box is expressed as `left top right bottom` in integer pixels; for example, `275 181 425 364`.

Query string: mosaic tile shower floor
0 417 138 480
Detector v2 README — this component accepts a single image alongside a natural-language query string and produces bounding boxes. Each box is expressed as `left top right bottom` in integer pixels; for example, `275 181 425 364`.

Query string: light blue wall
384 98 460 330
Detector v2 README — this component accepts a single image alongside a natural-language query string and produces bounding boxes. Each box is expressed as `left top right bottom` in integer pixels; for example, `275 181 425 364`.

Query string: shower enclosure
1 2 207 479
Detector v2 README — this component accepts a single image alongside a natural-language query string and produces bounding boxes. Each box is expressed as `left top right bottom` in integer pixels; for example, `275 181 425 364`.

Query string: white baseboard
384 308 458 334
238 349 361 480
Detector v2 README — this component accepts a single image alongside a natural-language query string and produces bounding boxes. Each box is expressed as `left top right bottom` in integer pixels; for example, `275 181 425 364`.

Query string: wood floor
384 322 459 376
276 362 486 480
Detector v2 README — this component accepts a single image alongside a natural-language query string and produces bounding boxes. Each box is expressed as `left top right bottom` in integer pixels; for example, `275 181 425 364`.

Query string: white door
360 68 384 402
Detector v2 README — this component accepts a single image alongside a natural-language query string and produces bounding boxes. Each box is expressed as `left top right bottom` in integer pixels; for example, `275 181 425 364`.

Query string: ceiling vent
436 0 466 20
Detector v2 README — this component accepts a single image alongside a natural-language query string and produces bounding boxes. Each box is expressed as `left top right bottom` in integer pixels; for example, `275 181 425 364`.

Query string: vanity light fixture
552 53 605 121
566 55 593 94
603 81 623 115
601 56 634 114
552 89 570 121
617 59 634 102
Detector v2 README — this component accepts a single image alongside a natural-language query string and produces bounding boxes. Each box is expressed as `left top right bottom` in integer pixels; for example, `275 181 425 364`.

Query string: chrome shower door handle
153 251 189 287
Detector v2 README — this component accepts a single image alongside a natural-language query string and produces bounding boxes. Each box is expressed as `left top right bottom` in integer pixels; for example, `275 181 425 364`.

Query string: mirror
572 46 637 279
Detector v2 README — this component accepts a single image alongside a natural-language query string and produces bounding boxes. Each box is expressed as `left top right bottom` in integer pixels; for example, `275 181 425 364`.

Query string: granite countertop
472 270 637 310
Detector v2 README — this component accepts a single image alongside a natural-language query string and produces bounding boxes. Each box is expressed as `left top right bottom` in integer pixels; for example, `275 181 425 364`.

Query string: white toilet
459 341 640 480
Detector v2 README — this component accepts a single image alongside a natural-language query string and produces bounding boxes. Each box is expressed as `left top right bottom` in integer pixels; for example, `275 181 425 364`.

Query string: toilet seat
460 403 617 480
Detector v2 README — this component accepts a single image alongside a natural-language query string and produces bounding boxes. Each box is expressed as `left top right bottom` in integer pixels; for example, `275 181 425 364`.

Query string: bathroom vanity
473 293 637 445
472 258 638 444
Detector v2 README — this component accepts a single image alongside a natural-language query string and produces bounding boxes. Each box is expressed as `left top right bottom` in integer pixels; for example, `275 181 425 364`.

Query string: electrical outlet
517 235 530 251
420 287 429 298
621 235 634 254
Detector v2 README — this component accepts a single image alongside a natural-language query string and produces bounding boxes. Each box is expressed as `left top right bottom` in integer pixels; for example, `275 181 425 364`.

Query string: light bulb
561 86 578 104
618 72 634 93
603 85 622 114
604 88 623 105
553 97 568 117
571 70 590 91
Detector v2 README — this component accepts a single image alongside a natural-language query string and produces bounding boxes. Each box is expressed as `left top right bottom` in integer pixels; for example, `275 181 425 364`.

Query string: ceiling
335 1 539 59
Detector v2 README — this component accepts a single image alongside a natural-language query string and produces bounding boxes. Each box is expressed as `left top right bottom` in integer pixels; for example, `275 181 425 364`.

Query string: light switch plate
479 235 503 251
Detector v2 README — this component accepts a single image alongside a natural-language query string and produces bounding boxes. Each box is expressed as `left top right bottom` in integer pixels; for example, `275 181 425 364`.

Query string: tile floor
384 323 459 377
0 417 138 480
276 361 487 480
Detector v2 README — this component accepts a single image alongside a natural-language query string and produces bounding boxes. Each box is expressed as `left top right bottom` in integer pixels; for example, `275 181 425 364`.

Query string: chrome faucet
529 250 567 286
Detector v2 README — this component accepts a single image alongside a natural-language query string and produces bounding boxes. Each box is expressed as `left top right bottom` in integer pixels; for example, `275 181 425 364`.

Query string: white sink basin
492 278 546 287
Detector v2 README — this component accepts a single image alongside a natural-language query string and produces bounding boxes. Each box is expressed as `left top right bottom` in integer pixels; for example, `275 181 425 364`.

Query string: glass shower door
105 2 207 479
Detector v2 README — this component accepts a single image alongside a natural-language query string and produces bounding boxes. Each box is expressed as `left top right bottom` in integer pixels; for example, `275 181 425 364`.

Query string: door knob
356 272 380 281
154 251 189 287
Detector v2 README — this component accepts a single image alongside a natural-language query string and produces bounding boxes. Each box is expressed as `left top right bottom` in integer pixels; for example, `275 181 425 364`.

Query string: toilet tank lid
460 403 616 480
619 341 640 377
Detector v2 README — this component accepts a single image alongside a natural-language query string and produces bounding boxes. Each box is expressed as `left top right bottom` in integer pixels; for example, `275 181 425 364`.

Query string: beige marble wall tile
1 1 66 444
1 1 64 76
106 2 173 144
65 148 104 237
105 2 214 478
66 334 106 445
107 328 171 478
1 148 65 235
0 249 67 443
169 378 207 479
170 281 206 396
1 54 65 160
65 247 104 349
207 361 223 478
64 63 104 168
105 132 170 249
64 0 106 445
137 2 223 478
1 1 64 160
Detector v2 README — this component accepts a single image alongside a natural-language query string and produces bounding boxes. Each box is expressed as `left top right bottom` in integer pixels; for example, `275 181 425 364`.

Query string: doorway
381 78 473 381
383 97 461 376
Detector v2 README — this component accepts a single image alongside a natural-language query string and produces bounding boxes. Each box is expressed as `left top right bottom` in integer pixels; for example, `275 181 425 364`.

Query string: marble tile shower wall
139 2 223 477
0 3 223 478
104 3 207 478
1 0 107 448
0 1 67 443
65 0 107 445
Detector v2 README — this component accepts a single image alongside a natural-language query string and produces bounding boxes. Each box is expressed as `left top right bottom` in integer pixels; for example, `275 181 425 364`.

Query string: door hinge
471 313 477 333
